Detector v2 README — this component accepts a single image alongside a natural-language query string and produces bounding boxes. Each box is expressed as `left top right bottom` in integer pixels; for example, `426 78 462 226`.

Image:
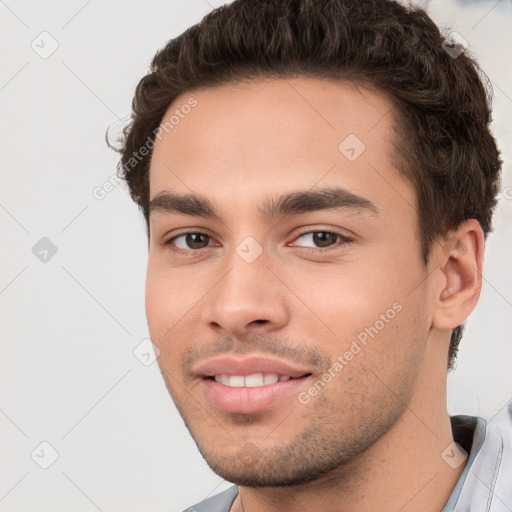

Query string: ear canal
440 287 454 301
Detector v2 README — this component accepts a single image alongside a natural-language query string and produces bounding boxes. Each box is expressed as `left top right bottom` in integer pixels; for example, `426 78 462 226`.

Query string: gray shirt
183 405 512 511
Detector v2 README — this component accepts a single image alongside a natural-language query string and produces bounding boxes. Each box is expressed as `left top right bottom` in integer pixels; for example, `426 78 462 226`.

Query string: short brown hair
107 0 502 371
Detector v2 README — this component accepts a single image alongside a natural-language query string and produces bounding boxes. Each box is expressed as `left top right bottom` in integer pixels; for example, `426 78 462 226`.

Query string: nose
202 245 290 338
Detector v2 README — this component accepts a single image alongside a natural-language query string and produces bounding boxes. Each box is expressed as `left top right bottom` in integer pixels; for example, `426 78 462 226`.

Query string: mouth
193 354 316 413
198 368 314 414
205 372 312 387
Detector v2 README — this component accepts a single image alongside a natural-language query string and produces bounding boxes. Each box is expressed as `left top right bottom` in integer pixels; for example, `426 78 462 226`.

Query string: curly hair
107 0 502 371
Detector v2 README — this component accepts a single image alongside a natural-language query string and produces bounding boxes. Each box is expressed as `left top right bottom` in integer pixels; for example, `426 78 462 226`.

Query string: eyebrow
148 187 379 222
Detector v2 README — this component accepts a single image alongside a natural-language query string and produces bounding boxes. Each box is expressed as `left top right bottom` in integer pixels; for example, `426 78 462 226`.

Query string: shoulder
181 485 239 512
482 403 512 484
449 404 512 511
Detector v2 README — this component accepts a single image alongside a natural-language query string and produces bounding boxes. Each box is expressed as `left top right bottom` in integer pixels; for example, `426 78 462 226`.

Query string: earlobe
431 220 485 330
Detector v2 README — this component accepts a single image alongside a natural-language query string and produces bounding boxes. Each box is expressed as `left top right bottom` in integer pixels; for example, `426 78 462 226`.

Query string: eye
290 230 351 251
164 232 214 255
162 229 352 256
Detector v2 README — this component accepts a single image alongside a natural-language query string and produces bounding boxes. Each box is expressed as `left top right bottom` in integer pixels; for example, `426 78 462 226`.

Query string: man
109 0 511 510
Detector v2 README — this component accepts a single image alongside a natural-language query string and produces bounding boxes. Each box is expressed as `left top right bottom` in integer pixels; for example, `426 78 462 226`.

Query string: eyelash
162 229 352 257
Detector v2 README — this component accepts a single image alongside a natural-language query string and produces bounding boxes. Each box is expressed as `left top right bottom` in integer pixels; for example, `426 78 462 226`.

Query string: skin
145 78 484 512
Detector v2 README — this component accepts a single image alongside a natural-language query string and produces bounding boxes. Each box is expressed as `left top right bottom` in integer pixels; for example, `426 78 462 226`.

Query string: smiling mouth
205 373 312 387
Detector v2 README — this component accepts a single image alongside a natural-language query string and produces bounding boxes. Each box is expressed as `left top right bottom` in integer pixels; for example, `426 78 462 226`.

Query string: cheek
145 258 202 314
145 266 166 334
144 264 188 349
286 252 426 372
145 271 188 379
284 259 401 335
145 261 215 373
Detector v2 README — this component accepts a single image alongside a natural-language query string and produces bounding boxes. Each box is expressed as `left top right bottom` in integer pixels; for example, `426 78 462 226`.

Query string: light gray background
1 0 511 510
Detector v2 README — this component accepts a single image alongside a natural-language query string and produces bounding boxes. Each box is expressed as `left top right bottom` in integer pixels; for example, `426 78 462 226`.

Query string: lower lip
201 377 310 413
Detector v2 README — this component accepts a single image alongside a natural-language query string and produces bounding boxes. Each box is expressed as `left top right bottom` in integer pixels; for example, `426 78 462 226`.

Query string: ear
431 219 485 330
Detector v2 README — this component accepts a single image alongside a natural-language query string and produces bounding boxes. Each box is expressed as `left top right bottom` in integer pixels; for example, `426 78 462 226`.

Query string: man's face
146 78 434 486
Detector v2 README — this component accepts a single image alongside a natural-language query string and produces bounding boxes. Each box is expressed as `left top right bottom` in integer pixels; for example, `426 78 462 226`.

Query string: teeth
245 373 264 387
263 373 279 385
228 375 245 387
213 373 290 387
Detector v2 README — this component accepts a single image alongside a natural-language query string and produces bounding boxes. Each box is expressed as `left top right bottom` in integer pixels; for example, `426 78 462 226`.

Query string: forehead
148 77 414 220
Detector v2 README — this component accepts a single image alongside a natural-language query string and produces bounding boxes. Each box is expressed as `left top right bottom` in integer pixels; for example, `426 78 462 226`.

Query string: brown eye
311 232 339 247
292 230 350 250
165 232 212 251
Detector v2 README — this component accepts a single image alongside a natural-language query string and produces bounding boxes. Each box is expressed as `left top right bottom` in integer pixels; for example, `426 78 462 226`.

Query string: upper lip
193 355 314 378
